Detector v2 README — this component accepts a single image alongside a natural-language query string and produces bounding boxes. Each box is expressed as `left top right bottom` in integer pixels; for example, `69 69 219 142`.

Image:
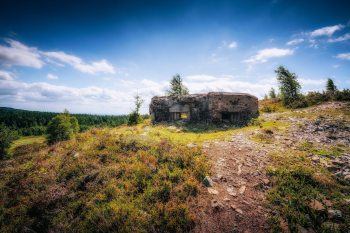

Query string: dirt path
194 102 350 233
194 133 273 233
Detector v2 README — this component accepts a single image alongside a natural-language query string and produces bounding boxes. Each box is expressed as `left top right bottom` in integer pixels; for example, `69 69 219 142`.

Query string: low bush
259 98 286 113
289 90 350 109
0 128 209 232
266 145 350 232
127 111 144 126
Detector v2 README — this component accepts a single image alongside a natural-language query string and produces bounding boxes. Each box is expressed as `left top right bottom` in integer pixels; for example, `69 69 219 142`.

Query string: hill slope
1 102 350 232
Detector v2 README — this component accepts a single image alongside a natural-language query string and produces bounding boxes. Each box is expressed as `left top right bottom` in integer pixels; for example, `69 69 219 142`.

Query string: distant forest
0 107 150 136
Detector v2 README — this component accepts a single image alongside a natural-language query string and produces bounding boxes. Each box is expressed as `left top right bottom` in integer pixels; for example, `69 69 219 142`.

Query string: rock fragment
262 179 270 185
311 156 320 163
211 199 221 209
238 186 246 194
297 224 308 233
308 200 325 213
208 188 219 195
235 208 243 215
328 210 343 219
344 175 350 182
203 176 213 187
167 126 177 131
321 222 339 230
280 219 289 233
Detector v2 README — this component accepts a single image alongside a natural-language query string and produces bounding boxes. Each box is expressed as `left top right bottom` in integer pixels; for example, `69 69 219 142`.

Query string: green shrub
127 111 144 126
0 123 18 160
46 111 79 144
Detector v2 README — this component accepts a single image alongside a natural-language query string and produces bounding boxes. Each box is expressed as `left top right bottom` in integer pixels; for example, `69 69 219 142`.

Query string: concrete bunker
149 92 258 124
169 104 190 121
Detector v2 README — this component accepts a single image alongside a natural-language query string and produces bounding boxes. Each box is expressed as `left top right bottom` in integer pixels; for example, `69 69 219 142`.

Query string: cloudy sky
0 0 349 114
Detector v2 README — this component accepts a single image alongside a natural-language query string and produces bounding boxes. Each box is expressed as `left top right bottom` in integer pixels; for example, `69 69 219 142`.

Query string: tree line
0 107 150 136
263 66 350 107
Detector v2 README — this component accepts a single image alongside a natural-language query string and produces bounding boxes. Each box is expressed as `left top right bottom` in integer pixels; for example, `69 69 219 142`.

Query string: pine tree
0 123 18 160
275 66 301 105
166 74 189 96
326 78 338 94
269 87 276 99
127 90 144 126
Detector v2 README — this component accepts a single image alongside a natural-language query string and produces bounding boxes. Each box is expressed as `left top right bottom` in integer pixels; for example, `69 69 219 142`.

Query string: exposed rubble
194 101 350 233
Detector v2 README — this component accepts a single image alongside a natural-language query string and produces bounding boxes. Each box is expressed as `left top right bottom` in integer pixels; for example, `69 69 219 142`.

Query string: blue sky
0 0 349 114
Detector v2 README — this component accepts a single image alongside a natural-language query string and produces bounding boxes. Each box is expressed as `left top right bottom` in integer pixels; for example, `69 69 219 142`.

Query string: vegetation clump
326 78 338 94
266 146 350 232
0 122 209 232
46 109 79 144
0 123 19 160
166 74 189 96
275 65 302 106
128 91 145 126
269 87 277 99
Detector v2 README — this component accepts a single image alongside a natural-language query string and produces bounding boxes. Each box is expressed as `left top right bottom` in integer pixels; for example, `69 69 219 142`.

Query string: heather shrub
0 127 208 232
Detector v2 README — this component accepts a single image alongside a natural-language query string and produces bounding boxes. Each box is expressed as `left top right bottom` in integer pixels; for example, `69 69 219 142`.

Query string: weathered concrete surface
149 92 258 124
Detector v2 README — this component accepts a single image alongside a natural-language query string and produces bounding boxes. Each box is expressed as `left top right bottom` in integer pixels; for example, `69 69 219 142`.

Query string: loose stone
203 176 213 187
208 188 219 195
239 186 246 194
328 210 343 219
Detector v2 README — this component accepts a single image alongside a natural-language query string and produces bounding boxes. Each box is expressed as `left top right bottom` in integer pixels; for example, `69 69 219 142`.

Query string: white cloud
310 24 345 37
0 79 134 114
299 78 326 86
125 73 129 76
135 78 275 100
210 54 227 63
258 77 277 84
43 51 115 75
186 75 217 81
308 39 318 49
136 79 169 98
46 74 58 80
45 57 65 67
219 40 237 49
0 70 14 81
221 75 238 79
336 53 350 60
333 64 340 68
185 80 274 100
269 39 274 43
243 48 294 63
0 39 44 68
0 39 115 75
140 79 159 87
228 41 237 48
346 80 350 84
328 33 350 42
286 39 304 46
1 64 12 69
118 79 135 87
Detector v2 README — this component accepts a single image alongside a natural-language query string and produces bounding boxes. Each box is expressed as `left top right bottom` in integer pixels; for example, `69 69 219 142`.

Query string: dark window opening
222 113 230 120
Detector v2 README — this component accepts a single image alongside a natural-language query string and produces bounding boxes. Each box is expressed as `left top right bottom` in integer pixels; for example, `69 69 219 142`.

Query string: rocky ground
194 102 350 233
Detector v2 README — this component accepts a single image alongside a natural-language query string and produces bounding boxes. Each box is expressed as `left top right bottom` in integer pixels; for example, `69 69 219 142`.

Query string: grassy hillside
1 100 350 232
0 120 210 232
